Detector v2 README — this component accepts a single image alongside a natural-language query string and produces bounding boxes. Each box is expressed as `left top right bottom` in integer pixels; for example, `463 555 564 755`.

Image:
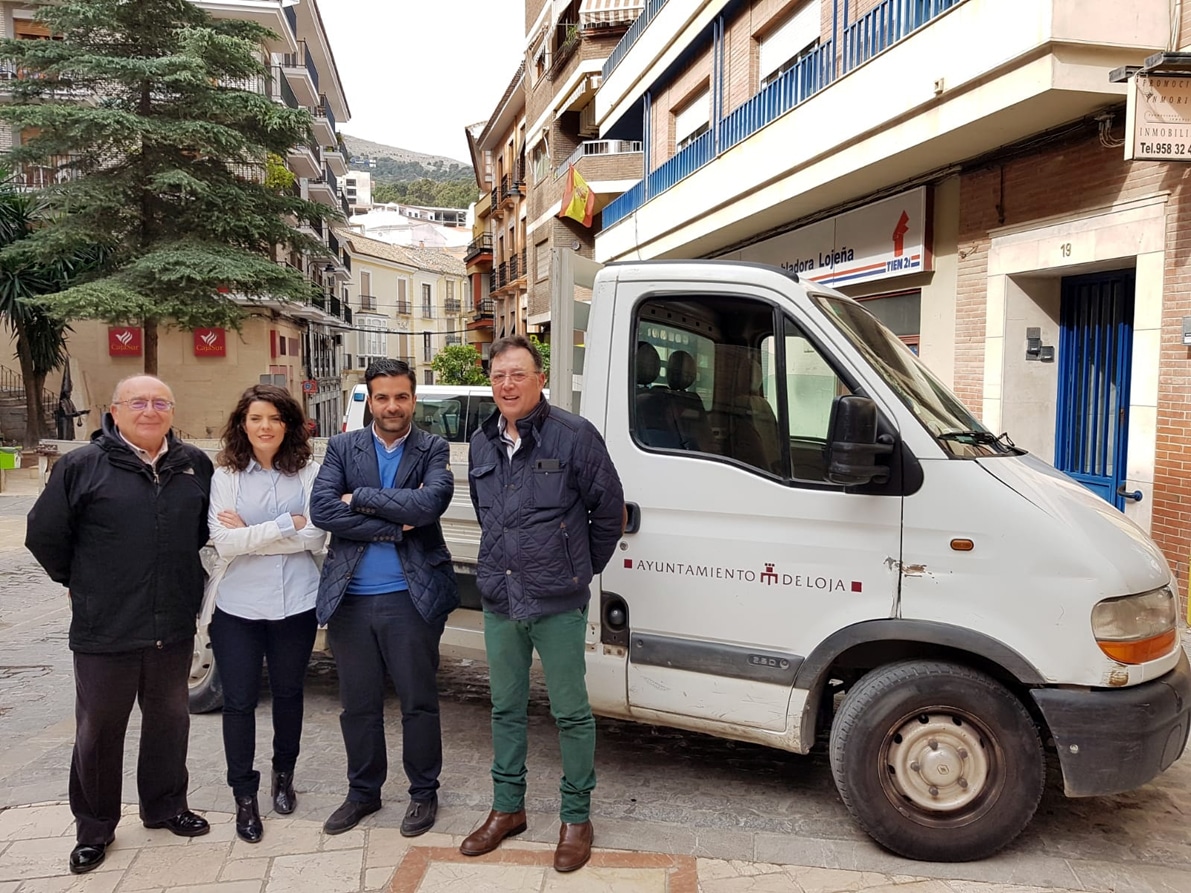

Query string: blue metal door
1055 271 1135 509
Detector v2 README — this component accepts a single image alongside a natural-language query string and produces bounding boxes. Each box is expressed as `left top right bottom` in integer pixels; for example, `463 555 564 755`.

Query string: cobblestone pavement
2 469 1190 891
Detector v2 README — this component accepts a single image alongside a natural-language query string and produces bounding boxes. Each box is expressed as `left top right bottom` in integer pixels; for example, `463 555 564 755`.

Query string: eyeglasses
490 371 537 384
113 398 175 412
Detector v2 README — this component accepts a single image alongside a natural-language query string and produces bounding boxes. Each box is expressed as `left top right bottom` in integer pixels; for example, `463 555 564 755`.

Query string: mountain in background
341 134 479 209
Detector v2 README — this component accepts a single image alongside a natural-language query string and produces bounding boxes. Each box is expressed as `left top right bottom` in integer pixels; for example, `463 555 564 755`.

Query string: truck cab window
632 296 850 483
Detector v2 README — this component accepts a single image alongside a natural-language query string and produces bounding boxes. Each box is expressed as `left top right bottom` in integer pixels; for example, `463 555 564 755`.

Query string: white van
342 383 497 442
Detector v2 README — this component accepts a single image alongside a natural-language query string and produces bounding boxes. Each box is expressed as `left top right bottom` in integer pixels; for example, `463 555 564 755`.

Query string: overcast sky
318 0 526 164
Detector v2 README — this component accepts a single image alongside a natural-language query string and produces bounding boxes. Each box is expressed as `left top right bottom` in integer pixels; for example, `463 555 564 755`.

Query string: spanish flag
559 164 595 227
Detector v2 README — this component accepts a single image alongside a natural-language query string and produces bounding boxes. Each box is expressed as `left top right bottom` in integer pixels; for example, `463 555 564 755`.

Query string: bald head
110 375 176 454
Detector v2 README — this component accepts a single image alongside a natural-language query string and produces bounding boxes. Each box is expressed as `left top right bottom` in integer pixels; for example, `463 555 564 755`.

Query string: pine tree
0 0 335 373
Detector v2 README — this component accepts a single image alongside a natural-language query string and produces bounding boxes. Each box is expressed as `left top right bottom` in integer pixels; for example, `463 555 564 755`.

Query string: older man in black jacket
461 335 624 873
26 375 214 875
311 359 458 838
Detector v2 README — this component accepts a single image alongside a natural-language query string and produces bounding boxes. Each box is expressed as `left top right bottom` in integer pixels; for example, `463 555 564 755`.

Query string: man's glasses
113 398 175 412
490 371 536 384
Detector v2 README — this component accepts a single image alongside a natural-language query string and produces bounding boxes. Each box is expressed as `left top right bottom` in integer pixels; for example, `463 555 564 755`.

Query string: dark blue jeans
209 608 317 798
325 591 446 803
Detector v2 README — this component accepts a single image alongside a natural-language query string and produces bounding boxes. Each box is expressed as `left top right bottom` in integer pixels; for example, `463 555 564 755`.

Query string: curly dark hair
216 384 312 474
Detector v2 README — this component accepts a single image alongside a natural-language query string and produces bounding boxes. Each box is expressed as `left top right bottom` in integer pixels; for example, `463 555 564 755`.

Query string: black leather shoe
69 840 111 874
323 798 381 835
272 770 296 815
143 810 210 837
235 795 263 843
400 796 437 837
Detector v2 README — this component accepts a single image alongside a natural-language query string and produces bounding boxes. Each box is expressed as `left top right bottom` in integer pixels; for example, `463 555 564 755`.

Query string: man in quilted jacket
461 335 624 873
310 359 458 838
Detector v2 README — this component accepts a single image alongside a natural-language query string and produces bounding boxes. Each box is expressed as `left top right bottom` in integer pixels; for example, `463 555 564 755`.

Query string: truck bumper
1031 650 1191 797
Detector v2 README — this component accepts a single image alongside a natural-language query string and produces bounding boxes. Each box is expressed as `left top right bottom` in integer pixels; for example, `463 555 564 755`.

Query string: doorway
1054 271 1135 510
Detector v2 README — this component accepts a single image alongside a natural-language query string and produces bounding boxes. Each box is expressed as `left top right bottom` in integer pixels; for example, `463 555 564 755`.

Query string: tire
188 623 224 714
828 660 1044 862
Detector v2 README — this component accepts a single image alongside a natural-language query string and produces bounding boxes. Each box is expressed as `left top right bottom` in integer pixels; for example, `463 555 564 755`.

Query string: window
357 315 387 365
360 270 372 304
446 279 455 302
424 369 434 386
423 331 433 361
531 137 550 184
674 88 710 152
422 283 433 318
535 240 550 282
857 291 921 354
397 278 408 314
632 294 849 482
758 1 822 87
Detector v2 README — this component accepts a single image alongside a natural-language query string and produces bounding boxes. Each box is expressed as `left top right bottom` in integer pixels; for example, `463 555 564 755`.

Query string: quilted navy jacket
311 424 458 625
468 398 624 621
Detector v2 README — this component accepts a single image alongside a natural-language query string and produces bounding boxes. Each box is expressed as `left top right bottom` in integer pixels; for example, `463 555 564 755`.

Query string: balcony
395 300 411 315
549 20 583 81
281 40 320 107
498 174 523 207
191 0 298 53
489 187 503 217
555 139 644 187
312 96 337 146
306 176 337 208
324 145 348 177
445 335 462 346
268 66 299 110
421 304 435 319
475 299 495 319
444 298 462 315
598 0 1163 261
464 233 494 264
359 294 378 311
15 155 82 191
286 139 321 180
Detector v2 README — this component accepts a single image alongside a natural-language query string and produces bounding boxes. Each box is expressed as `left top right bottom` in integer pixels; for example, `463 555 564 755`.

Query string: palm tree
0 182 100 445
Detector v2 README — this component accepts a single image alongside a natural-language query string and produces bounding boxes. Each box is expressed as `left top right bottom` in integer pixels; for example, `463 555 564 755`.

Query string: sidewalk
0 800 1089 893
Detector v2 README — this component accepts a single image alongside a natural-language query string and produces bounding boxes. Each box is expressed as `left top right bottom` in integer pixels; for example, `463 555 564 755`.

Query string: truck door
601 285 903 733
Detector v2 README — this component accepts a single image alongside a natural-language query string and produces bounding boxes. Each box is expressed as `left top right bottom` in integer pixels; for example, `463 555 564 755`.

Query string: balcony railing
323 164 338 195
509 254 520 283
475 299 495 318
602 0 666 82
283 40 319 93
359 294 377 311
499 174 523 204
315 95 336 133
444 298 462 315
555 140 643 179
395 300 411 315
549 20 583 80
17 155 82 191
421 304 434 319
340 192 350 217
603 41 835 228
494 262 509 290
465 233 493 262
270 67 299 109
843 0 963 74
445 335 462 346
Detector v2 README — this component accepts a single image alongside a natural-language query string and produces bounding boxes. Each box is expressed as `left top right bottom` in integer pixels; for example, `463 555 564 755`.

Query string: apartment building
584 0 1191 592
0 0 353 439
466 65 529 355
342 234 468 390
523 0 645 325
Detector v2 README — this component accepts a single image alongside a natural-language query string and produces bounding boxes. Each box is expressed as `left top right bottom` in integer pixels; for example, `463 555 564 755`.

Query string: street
2 487 1191 892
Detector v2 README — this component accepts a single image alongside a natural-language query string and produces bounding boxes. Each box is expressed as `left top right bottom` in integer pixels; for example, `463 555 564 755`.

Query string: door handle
623 502 641 534
1116 484 1143 503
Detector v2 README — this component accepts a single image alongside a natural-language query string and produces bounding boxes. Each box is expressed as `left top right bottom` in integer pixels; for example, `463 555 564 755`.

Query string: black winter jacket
311 424 459 625
25 415 213 653
468 398 624 620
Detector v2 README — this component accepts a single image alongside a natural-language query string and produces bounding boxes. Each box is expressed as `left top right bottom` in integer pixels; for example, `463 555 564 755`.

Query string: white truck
181 252 1188 862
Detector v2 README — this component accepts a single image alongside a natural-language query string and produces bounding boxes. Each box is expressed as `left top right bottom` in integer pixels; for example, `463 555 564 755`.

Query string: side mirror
825 395 893 486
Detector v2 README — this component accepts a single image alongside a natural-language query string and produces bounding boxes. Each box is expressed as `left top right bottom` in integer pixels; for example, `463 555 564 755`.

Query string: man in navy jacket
311 359 457 838
461 335 623 873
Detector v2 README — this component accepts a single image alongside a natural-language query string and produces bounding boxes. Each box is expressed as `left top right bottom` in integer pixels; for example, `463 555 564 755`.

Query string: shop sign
193 327 226 357
1125 74 1191 162
728 187 932 288
108 327 142 357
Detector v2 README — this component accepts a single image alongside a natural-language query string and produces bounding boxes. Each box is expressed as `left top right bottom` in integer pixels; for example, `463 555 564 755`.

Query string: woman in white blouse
206 385 326 843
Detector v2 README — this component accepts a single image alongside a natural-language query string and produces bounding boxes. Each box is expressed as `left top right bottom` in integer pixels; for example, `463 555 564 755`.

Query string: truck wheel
188 624 223 714
828 660 1043 862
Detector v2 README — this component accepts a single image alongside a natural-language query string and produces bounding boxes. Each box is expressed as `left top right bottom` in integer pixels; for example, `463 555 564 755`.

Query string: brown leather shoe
459 809 528 856
554 820 593 872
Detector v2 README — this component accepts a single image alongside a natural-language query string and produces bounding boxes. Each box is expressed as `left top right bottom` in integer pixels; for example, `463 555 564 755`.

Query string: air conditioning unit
579 103 598 138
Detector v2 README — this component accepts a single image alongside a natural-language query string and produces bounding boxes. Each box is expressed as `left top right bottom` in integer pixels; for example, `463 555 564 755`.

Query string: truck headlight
1091 585 1178 664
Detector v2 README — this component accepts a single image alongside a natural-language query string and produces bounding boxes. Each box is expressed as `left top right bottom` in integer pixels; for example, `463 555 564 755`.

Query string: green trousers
483 607 595 823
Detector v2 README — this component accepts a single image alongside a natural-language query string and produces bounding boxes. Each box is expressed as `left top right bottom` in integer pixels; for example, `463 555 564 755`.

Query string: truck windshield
813 295 1018 458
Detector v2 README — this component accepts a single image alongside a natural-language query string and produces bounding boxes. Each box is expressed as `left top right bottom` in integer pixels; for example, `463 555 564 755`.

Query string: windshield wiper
937 430 1021 452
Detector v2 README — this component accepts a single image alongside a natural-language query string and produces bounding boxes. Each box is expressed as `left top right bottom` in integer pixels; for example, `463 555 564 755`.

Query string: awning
579 0 644 28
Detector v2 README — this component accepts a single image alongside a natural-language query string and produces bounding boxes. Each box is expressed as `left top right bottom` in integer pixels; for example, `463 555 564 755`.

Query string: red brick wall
957 128 1191 592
